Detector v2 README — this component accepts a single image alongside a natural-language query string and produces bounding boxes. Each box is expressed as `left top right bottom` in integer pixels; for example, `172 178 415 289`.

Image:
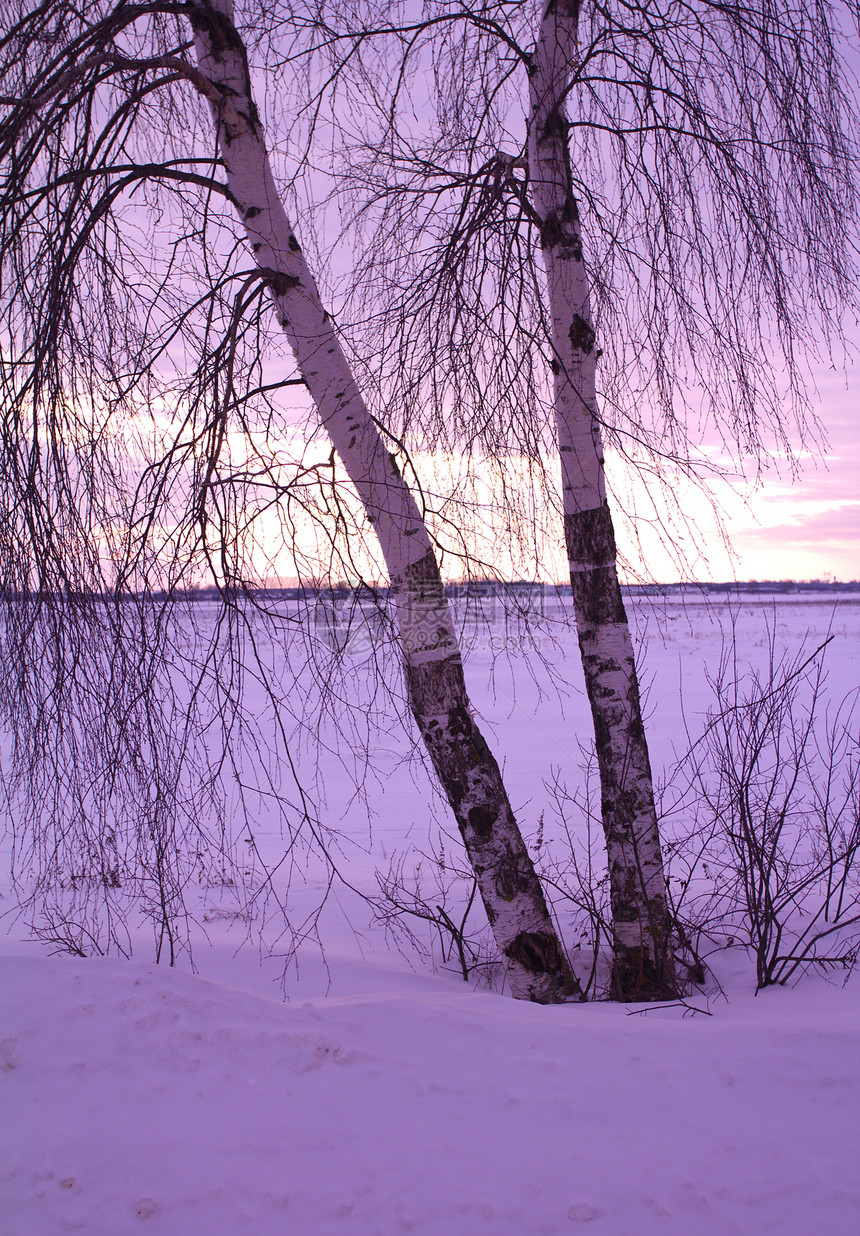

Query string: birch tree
528 0 673 997
304 0 859 997
0 0 577 1000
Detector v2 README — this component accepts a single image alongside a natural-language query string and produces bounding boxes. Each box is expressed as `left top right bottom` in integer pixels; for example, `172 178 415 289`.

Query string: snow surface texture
2 594 859 1234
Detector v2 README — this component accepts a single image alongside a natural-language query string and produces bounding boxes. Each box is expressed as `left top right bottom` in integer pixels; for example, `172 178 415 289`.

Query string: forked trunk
529 0 677 998
190 0 578 1002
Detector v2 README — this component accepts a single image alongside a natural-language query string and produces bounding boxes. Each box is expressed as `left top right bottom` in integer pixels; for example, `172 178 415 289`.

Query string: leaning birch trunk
190 0 577 1002
529 0 677 999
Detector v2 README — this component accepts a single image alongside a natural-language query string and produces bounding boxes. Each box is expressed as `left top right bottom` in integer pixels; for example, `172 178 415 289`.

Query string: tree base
609 945 681 1002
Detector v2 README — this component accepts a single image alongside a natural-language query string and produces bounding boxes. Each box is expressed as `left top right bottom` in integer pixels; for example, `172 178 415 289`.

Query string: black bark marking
539 213 566 250
245 206 261 220
504 931 566 980
259 268 300 296
188 3 246 55
468 805 497 838
565 500 618 564
537 190 580 252
564 505 627 625
569 314 596 353
541 106 567 143
493 848 529 901
288 234 301 252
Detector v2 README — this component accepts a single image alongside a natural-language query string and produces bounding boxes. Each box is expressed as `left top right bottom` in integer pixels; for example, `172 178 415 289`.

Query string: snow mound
2 951 858 1235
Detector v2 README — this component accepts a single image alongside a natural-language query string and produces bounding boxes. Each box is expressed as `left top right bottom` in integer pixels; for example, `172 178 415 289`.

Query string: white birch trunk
529 0 677 998
189 0 578 1001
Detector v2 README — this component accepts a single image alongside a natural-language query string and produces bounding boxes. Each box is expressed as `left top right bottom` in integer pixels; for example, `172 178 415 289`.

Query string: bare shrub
372 832 503 989
665 634 860 990
530 770 614 1001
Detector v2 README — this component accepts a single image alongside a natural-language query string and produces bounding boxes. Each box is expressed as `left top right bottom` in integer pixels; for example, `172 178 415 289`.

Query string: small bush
665 633 860 990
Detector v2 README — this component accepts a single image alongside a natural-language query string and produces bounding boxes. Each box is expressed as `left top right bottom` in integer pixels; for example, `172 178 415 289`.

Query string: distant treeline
621 579 860 596
120 578 860 601
185 578 860 600
5 579 858 603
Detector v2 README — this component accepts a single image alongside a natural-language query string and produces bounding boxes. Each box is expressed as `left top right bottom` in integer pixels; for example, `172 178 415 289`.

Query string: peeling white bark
530 0 677 997
189 0 577 1001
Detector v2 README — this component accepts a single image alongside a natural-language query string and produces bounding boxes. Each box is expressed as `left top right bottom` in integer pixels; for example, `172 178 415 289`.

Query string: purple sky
712 354 858 582
608 341 859 584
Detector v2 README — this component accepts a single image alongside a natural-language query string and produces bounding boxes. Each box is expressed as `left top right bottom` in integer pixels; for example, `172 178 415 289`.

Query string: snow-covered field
2 592 859 1234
